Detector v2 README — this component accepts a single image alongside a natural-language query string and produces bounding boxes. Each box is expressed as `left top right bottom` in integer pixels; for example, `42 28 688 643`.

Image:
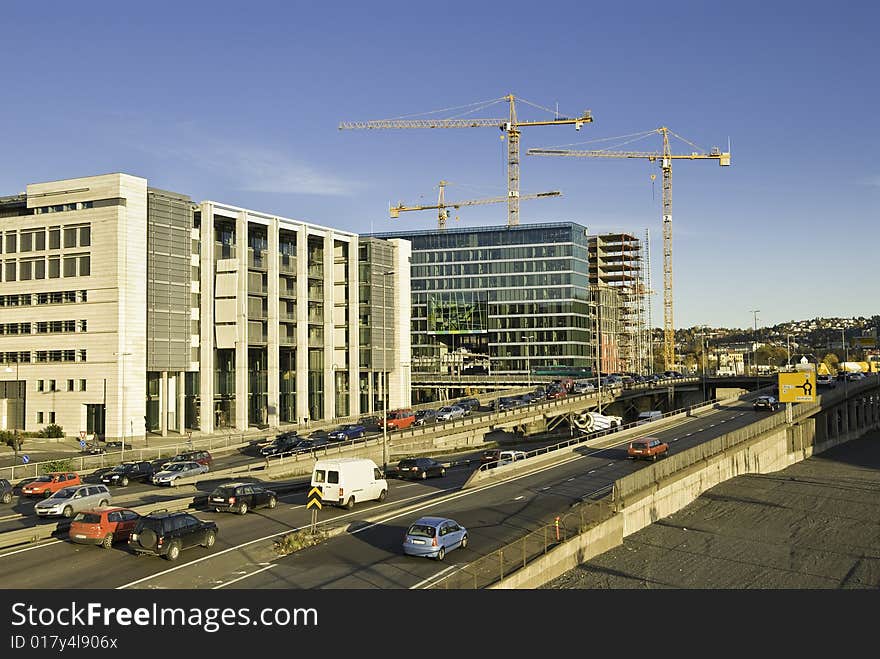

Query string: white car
499 450 527 465
151 461 208 486
436 405 466 421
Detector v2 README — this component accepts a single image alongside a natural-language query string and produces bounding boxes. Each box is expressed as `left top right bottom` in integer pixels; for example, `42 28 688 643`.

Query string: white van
311 458 387 510
636 410 663 425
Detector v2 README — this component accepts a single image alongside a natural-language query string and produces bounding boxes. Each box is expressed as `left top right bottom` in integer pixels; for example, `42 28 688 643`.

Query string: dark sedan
261 435 304 456
290 436 330 454
395 457 446 480
207 482 278 515
100 461 154 486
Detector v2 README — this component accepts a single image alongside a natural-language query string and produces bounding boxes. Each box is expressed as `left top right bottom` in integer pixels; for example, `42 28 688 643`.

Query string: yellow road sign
779 371 816 402
307 486 323 510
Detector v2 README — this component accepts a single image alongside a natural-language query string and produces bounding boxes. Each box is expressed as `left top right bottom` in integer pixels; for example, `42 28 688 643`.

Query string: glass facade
371 223 594 374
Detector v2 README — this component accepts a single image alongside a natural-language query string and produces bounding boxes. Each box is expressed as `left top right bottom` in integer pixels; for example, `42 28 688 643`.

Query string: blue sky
1 0 876 329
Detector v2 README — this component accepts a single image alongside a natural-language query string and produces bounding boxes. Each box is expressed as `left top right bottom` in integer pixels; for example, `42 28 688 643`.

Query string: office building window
63 227 77 248
37 380 44 392
5 233 16 253
79 226 90 247
34 231 46 251
78 254 90 276
4 261 15 282
67 379 74 392
49 228 60 250
34 259 45 279
48 257 60 278
19 261 32 281
63 257 76 277
20 232 32 252
79 379 86 392
48 380 56 392
37 412 44 424
49 412 55 424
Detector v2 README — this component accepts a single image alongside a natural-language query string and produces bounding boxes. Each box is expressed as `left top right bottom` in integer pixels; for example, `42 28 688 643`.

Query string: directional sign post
21 455 29 464
306 486 323 534
779 371 817 424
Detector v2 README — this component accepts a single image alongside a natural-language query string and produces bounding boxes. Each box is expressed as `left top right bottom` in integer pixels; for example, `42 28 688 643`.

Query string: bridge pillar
522 417 548 436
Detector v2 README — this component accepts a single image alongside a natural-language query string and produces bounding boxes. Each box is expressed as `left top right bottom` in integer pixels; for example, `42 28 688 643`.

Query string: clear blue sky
1 0 876 330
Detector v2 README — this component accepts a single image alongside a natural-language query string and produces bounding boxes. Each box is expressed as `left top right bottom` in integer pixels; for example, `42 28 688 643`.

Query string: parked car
495 396 521 411
403 516 468 561
13 476 39 495
68 507 140 548
0 478 12 504
290 436 330 454
21 472 81 498
457 398 481 414
381 408 417 431
436 405 466 421
151 461 209 486
414 409 438 426
635 410 664 425
100 461 155 487
35 484 111 518
845 372 866 382
160 450 213 470
753 395 780 411
627 437 669 461
261 434 305 456
128 511 217 561
327 424 366 441
545 387 567 400
208 482 277 514
395 457 446 480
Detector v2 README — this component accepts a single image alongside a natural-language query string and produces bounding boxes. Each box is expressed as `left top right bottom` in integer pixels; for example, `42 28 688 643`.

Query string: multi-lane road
0 397 772 589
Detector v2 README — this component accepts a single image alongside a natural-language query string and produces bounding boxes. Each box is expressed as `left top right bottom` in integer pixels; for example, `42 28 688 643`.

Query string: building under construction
588 232 652 374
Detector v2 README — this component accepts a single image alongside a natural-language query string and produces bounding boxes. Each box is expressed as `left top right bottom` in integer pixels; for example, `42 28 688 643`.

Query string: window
48 380 56 392
78 319 87 332
37 380 44 392
49 412 55 423
48 257 60 278
5 233 16 253
78 255 90 276
79 226 90 247
79 379 86 392
49 228 60 250
63 227 77 248
63 257 76 277
19 261 32 281
37 411 44 424
78 349 87 362
20 232 32 252
67 380 74 392
34 259 45 280
34 231 46 251
4 261 15 282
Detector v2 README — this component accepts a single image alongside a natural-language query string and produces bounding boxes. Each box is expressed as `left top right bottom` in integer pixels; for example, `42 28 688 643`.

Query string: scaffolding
588 232 651 374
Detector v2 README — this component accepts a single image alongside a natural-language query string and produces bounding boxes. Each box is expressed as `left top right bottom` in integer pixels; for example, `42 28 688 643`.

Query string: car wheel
121 476 129 487
165 541 181 561
267 496 277 509
203 531 216 548
101 533 113 550
1 492 11 504
238 501 248 515
377 489 387 502
63 506 73 518
345 496 355 510
99 499 109 507
436 546 446 561
461 534 468 549
420 471 427 480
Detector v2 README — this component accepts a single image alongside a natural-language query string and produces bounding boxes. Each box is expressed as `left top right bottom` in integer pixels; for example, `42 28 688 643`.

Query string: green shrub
273 528 329 556
39 459 73 474
38 424 65 438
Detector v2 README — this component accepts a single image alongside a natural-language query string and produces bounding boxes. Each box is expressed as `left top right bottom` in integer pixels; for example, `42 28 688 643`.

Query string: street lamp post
114 351 132 462
750 309 760 390
786 334 792 369
698 326 708 402
380 270 394 473
840 327 848 397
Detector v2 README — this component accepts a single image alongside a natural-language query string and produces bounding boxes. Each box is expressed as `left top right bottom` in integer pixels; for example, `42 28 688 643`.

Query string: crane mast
528 127 730 371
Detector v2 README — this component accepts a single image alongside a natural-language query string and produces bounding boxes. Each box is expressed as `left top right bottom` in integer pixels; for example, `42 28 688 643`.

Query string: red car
21 472 81 498
627 437 669 461
68 507 141 549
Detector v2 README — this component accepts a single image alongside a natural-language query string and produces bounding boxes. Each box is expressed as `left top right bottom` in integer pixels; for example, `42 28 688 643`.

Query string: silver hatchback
34 484 111 518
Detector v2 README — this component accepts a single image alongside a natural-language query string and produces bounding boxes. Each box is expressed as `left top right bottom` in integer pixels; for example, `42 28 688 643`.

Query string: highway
0 397 770 589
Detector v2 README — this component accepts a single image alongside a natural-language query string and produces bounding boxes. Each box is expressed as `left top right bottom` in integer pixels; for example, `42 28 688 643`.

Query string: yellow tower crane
340 94 592 227
528 127 730 371
390 181 562 229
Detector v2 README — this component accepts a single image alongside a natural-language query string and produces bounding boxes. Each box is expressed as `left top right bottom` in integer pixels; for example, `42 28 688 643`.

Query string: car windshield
212 487 234 498
166 463 189 472
112 464 129 472
407 524 436 538
34 475 53 482
73 512 102 523
51 487 78 499
398 460 417 468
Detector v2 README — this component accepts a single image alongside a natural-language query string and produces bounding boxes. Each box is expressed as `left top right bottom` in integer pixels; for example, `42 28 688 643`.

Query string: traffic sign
21 455 29 464
307 486 323 510
779 371 816 403
80 440 86 448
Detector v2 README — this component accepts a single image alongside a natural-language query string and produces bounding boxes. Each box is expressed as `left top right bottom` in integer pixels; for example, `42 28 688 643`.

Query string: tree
822 353 840 373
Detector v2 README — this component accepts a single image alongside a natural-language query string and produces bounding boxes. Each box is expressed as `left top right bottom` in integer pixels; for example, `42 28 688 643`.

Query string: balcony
248 248 267 270
279 255 296 274
214 244 235 261
307 264 324 279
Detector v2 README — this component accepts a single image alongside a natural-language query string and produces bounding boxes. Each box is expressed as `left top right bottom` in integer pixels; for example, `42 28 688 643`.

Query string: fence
428 498 615 589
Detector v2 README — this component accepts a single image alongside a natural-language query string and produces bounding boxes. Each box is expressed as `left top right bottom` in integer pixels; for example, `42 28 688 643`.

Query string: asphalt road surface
543 429 880 589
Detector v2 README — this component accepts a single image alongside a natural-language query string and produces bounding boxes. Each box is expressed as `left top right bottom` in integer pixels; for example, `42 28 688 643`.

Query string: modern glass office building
370 222 609 375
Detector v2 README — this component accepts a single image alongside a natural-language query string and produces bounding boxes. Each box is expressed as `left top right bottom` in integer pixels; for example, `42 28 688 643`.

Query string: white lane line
410 564 458 590
513 495 524 501
607 463 614 467
540 486 551 491
567 478 574 481
0 539 62 558
684 433 692 437
588 470 595 474
0 514 24 522
672 438 680 442
212 564 276 589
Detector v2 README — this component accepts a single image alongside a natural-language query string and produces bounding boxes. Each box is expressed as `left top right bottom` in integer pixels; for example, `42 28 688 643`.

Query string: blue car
327 424 366 441
402 516 468 561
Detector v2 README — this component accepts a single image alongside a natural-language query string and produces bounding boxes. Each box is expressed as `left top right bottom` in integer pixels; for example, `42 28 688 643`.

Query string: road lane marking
513 496 524 501
212 564 276 589
0 539 62 558
588 470 595 474
410 564 458 590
